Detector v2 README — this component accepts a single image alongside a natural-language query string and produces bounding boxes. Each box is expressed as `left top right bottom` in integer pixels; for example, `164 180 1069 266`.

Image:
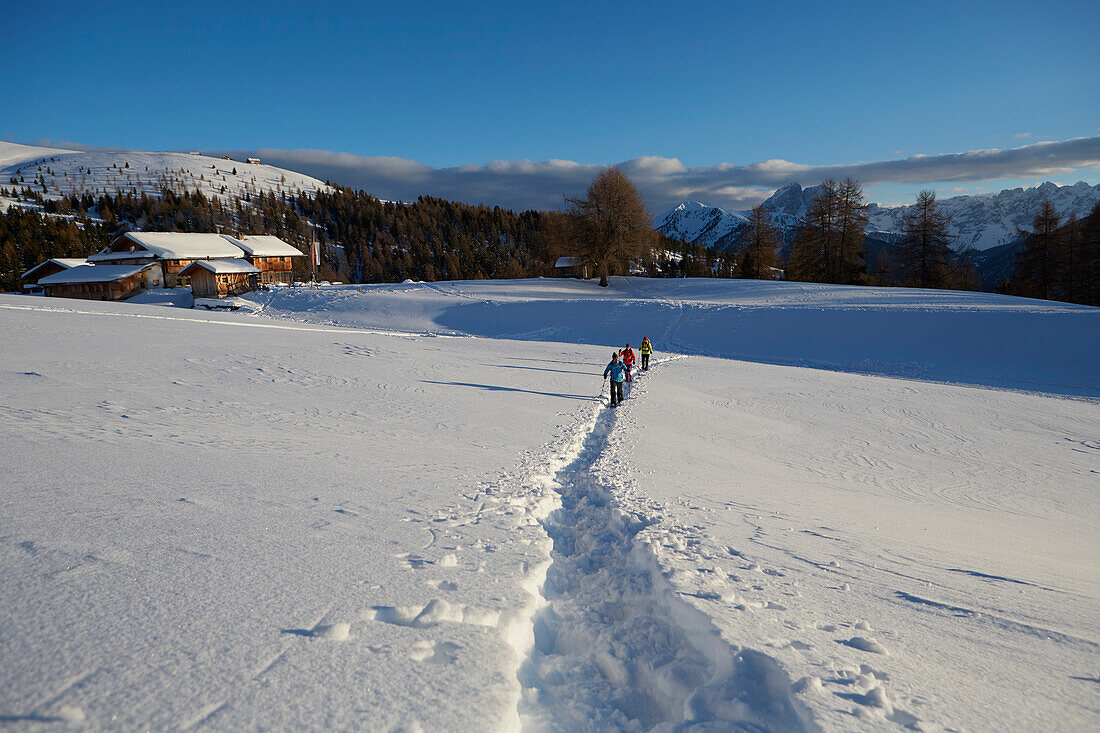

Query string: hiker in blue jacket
603 352 626 407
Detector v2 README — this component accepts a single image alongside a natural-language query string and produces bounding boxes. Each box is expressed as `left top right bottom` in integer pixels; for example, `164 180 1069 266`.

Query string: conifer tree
1010 200 1062 299
739 205 780 279
898 190 953 288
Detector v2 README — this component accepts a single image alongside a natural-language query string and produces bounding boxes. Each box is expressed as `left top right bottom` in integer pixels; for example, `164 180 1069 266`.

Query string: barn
231 235 306 284
180 260 260 298
554 257 590 279
19 258 88 291
38 264 158 301
88 232 246 287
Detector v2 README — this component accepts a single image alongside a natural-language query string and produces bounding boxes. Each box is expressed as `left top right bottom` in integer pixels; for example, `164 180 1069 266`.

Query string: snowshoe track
517 365 817 732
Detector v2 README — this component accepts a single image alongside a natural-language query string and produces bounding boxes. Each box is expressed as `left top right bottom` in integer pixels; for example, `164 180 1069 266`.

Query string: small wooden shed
554 256 590 279
181 259 259 298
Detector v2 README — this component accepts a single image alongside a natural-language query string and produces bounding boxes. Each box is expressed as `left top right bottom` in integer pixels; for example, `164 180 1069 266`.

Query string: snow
35 263 150 284
658 180 1100 251
231 235 307 258
656 201 749 245
242 278 1100 398
90 232 246 261
0 141 330 205
126 287 195 308
181 259 260 275
0 141 75 168
1 277 1097 730
20 258 88 281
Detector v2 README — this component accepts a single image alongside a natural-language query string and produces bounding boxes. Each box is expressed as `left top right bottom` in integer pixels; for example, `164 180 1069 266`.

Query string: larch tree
1086 201 1100 305
834 178 870 284
565 167 656 287
788 178 868 284
788 179 838 282
739 205 780 279
898 190 954 288
1011 200 1063 299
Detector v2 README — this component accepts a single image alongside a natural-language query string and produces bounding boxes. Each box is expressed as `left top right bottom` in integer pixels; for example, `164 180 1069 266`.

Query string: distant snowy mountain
657 180 1100 251
867 180 1100 250
655 201 749 246
0 141 331 208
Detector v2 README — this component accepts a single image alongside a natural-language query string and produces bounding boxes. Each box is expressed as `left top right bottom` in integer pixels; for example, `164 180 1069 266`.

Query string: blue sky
4 0 1098 209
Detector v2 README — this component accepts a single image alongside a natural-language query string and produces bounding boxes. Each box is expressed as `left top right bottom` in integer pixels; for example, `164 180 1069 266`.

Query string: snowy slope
1 280 1097 730
0 141 330 204
658 180 1100 251
243 278 1100 398
0 298 614 731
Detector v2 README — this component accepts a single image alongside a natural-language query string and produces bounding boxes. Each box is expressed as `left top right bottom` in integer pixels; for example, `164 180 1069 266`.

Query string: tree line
0 183 729 291
2 174 1097 306
1001 200 1100 306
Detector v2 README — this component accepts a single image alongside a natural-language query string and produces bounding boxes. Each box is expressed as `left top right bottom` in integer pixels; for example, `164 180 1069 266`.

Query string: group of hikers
603 337 653 407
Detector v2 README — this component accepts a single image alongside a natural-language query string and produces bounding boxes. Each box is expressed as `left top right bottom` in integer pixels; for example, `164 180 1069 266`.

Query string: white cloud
214 136 1100 213
1013 132 1032 139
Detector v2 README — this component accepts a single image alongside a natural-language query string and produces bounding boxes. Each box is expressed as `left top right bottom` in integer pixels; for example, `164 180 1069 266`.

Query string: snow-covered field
1 278 1097 731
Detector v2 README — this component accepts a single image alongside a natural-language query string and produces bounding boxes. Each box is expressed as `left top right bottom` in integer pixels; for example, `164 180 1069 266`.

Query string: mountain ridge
657 180 1100 252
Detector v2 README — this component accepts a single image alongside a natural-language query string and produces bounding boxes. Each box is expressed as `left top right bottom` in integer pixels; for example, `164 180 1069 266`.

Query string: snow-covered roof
555 257 584 268
228 235 305 258
38 264 151 285
180 259 260 275
21 258 88 280
86 249 157 263
90 232 245 262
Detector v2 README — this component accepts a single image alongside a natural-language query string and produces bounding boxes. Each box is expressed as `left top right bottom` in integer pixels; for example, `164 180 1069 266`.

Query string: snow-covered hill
658 180 1100 251
2 279 1096 730
0 141 331 206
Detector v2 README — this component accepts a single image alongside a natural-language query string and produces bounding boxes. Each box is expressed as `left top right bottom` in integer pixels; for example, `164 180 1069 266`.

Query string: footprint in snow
409 640 459 665
839 636 888 654
370 598 499 628
313 622 351 641
282 622 352 640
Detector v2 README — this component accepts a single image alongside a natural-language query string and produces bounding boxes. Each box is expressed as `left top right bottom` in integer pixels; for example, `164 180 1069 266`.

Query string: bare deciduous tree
565 167 656 287
739 205 780 279
788 178 868 284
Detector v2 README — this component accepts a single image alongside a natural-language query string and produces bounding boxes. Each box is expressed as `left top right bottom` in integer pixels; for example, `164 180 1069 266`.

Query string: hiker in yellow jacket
640 337 653 371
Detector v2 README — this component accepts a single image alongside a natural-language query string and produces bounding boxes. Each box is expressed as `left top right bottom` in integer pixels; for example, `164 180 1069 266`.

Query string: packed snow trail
518 363 817 732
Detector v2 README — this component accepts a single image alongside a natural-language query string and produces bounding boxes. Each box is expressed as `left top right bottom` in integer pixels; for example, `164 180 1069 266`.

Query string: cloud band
214 135 1100 211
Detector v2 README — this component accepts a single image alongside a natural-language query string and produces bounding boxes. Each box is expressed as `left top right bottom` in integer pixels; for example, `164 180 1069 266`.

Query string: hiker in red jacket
620 343 636 382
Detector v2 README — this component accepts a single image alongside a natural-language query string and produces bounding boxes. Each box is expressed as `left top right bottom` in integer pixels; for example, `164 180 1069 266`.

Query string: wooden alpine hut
180 259 260 298
19 258 88 291
88 232 246 287
38 263 158 301
554 256 590 279
230 235 306 284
